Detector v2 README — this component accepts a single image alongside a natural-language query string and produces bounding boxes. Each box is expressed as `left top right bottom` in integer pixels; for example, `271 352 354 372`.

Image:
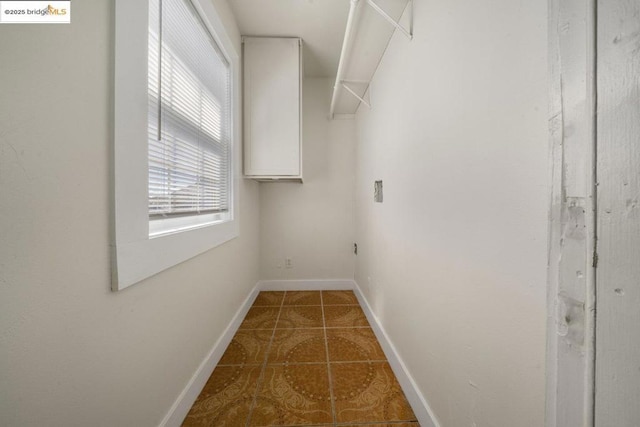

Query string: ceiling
227 0 351 77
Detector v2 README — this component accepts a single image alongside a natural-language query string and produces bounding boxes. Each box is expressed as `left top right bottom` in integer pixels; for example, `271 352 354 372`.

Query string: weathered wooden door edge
546 0 597 425
594 0 640 424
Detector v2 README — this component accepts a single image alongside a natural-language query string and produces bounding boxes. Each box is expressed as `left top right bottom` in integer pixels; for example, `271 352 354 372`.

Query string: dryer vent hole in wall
374 180 383 203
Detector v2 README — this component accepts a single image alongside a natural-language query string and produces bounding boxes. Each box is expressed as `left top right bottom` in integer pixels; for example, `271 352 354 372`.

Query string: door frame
546 0 597 425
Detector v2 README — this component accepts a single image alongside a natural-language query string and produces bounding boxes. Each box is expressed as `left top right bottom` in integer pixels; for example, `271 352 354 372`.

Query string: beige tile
277 306 324 329
324 305 370 328
268 328 327 364
331 362 417 424
253 291 285 307
283 291 322 306
182 365 262 426
249 364 333 426
327 328 387 362
239 306 280 330
322 290 359 305
218 329 274 366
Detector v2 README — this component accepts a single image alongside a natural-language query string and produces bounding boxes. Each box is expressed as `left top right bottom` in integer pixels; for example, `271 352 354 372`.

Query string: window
148 0 231 236
113 0 239 290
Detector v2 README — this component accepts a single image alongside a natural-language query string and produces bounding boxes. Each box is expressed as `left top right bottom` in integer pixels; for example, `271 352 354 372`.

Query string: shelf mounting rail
329 0 413 118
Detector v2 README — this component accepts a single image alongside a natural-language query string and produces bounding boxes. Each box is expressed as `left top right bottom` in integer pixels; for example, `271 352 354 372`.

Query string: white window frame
113 0 240 291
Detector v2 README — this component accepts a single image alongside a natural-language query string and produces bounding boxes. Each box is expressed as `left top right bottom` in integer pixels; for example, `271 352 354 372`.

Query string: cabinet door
243 37 301 177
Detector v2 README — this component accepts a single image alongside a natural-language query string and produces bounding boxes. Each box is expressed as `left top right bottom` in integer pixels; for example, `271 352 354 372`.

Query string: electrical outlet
285 258 293 269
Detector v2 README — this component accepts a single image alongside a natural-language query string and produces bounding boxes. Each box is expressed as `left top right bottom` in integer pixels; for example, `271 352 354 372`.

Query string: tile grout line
245 291 287 427
193 291 417 426
217 359 389 367
320 291 338 426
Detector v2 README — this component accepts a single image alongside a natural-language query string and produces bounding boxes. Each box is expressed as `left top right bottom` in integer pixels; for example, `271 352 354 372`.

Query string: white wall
260 78 356 280
354 1 548 426
0 1 260 426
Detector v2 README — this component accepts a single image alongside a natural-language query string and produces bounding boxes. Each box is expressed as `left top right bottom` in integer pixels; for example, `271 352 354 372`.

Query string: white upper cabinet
243 37 302 181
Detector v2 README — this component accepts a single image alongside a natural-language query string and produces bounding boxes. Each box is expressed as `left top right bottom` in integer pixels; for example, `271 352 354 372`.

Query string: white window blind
148 0 231 232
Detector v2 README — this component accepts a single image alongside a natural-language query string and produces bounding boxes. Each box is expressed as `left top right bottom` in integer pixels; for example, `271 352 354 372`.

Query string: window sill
112 0 240 291
112 217 238 290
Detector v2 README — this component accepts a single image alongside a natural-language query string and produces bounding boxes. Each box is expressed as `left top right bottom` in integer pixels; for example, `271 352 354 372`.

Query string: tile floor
182 290 419 427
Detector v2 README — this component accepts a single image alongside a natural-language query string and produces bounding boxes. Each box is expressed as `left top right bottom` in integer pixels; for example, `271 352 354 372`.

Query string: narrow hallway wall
354 1 548 426
0 1 260 425
260 78 356 280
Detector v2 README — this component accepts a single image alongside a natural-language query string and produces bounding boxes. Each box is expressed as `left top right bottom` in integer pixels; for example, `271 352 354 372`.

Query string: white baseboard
159 286 260 427
257 279 355 291
160 279 439 427
352 280 441 427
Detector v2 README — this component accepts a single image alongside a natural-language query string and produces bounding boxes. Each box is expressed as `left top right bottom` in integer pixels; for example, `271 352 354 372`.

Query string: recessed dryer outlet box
374 180 383 203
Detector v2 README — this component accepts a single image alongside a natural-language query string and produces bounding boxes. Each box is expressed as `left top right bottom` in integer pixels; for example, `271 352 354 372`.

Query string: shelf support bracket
341 80 371 108
329 0 362 119
365 0 413 40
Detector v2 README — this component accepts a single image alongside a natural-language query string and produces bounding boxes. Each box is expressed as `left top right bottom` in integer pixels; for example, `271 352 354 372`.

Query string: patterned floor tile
277 306 324 329
322 290 359 305
182 365 262 426
185 289 419 426
249 364 333 426
331 362 417 424
268 328 327 364
326 328 387 362
324 305 370 328
218 329 274 365
283 291 322 306
253 291 286 307
239 306 280 330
